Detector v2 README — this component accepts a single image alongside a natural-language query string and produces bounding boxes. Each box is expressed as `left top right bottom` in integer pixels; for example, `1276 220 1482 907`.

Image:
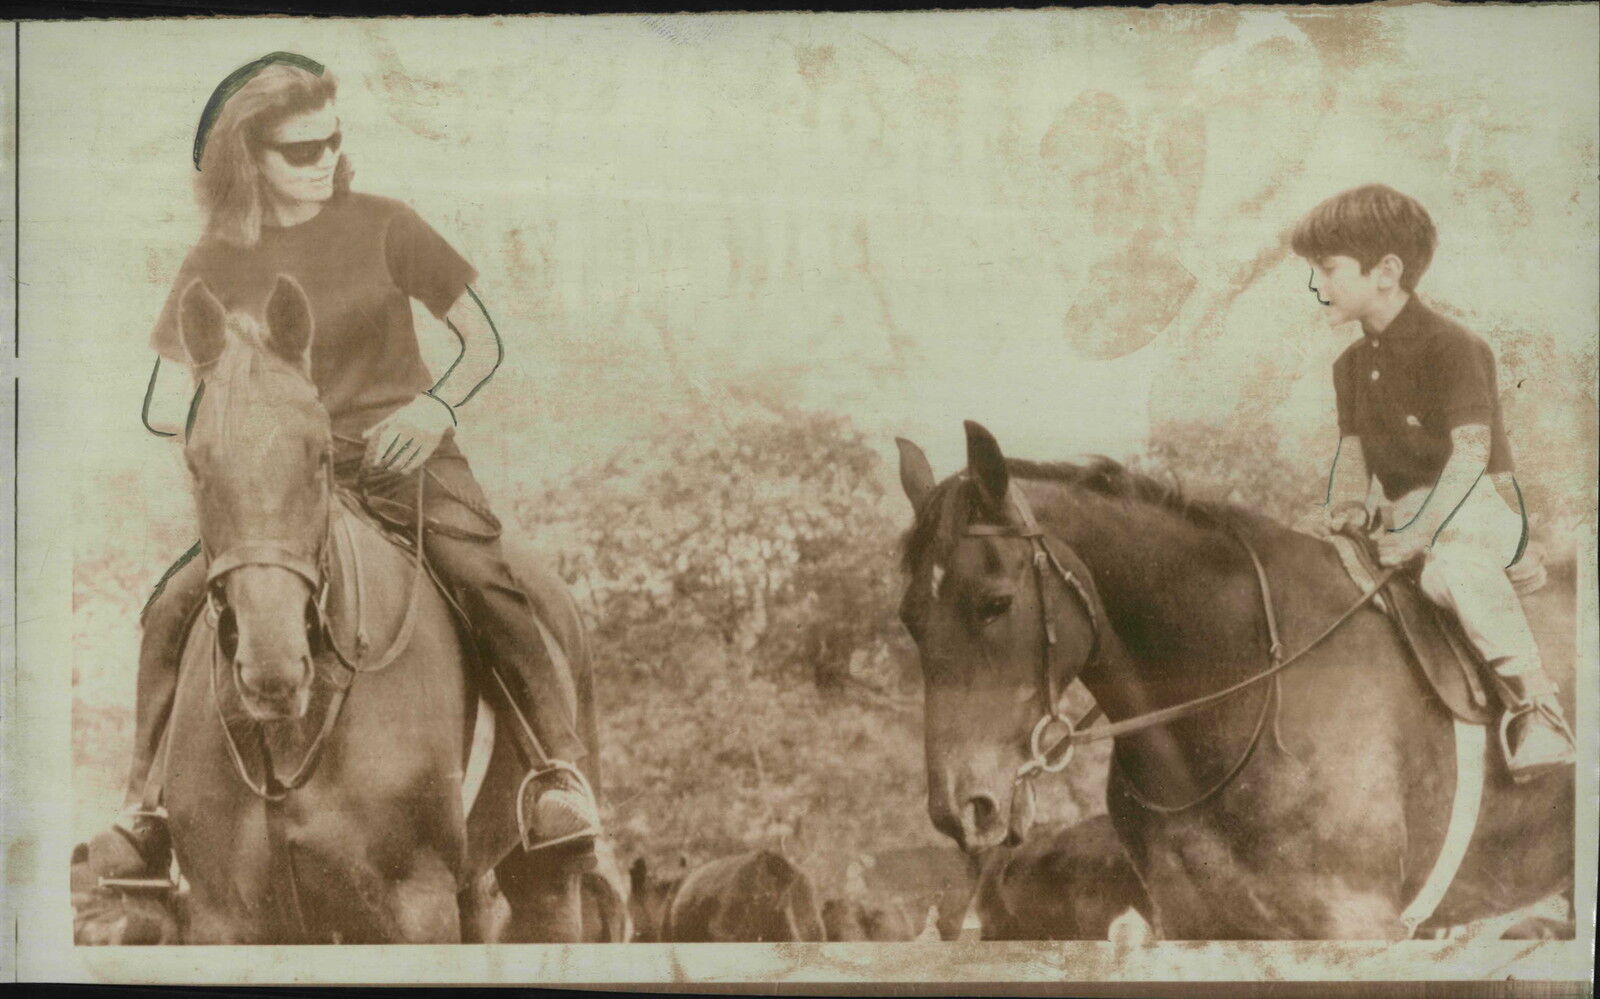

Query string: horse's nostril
964 795 1000 834
237 659 311 701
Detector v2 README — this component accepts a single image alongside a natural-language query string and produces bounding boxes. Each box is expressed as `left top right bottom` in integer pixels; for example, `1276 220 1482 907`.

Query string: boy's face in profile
1304 254 1383 329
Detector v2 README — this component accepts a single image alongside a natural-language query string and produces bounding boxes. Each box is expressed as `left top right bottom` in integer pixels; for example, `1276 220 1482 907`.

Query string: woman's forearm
429 286 504 410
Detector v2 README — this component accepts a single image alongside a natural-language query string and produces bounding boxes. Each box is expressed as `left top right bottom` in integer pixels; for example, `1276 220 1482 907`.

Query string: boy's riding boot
1493 665 1576 782
78 552 206 883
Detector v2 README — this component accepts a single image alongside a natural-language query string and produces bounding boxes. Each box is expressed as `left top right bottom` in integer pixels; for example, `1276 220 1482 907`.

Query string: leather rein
965 483 1398 812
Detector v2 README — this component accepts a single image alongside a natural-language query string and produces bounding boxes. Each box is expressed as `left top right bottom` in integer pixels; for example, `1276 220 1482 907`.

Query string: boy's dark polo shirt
1333 295 1514 501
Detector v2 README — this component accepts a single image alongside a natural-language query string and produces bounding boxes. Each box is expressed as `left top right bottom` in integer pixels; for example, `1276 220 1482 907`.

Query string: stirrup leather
515 760 599 853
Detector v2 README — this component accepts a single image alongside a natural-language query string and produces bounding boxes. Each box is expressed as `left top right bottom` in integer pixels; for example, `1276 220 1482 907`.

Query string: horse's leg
458 873 506 943
1131 814 1409 940
180 890 259 945
386 854 463 943
494 845 590 943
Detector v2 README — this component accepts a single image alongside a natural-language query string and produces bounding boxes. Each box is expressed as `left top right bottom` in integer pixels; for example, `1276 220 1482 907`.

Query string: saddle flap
1327 534 1495 726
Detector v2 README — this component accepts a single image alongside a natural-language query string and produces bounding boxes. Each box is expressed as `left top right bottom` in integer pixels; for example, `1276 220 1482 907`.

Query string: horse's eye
975 593 1013 625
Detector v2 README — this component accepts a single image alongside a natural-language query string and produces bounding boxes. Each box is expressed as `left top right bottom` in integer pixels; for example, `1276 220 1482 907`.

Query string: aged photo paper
3 5 1596 990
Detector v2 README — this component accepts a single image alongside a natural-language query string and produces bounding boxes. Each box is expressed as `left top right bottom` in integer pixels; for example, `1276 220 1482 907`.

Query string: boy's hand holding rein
1294 501 1369 540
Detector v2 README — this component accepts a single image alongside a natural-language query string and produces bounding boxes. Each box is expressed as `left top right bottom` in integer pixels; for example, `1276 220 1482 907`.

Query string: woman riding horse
80 53 600 885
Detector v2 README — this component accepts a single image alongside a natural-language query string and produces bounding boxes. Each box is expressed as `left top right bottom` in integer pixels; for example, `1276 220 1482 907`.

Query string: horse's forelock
900 475 965 575
190 321 323 451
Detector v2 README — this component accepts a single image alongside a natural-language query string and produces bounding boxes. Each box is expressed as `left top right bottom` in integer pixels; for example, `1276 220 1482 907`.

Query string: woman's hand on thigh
364 393 456 476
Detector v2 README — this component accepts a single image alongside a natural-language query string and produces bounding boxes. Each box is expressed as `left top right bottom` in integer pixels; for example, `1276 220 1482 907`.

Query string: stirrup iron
515 760 598 853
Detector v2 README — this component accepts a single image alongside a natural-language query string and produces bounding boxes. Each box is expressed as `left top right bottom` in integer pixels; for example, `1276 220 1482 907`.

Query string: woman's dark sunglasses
262 129 342 168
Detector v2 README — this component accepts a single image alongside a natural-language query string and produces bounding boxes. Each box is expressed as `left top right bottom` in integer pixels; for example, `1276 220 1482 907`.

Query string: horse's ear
264 274 313 369
629 857 648 893
895 437 936 511
179 279 227 370
964 420 1009 516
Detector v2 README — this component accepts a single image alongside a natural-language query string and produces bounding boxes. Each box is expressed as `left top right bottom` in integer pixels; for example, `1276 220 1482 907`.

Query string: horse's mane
899 455 1273 573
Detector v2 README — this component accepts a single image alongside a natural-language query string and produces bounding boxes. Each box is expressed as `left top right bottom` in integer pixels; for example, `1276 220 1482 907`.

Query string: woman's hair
196 62 353 247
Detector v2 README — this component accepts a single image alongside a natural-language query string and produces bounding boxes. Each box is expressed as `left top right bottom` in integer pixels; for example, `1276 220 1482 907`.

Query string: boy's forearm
1325 434 1369 509
1406 424 1492 540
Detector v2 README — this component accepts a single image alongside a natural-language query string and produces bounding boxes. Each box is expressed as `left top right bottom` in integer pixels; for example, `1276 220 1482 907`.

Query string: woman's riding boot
518 762 602 853
1492 665 1576 782
78 551 208 882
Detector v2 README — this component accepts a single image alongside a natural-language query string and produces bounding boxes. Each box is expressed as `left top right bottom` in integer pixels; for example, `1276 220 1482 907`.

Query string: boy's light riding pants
1379 476 1543 679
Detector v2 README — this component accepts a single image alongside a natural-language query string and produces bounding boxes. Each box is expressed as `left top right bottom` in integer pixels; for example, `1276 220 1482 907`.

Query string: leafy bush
517 408 911 692
1133 417 1323 526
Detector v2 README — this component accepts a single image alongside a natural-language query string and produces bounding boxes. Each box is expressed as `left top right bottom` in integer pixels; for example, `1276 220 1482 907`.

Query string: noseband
961 481 1101 780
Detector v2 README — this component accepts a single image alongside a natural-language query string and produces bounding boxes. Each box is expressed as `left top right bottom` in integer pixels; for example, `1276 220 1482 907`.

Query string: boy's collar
1362 293 1422 340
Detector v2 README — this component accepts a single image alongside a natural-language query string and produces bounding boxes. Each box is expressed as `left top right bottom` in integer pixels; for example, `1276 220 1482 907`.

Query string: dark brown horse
896 421 1575 939
161 276 594 943
822 897 916 941
629 851 825 942
973 814 1151 940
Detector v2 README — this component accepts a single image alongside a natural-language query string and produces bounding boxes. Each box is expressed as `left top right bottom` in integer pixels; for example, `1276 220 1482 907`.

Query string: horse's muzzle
236 655 314 721
930 773 1025 854
960 793 1011 853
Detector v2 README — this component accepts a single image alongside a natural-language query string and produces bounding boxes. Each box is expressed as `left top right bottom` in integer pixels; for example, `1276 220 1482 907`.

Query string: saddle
1325 530 1546 726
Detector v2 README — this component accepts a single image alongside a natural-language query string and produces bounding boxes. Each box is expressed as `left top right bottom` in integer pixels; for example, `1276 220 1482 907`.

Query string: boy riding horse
1292 183 1575 781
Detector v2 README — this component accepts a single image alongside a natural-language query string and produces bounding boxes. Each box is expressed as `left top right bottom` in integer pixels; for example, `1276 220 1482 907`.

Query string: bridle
953 480 1400 812
201 443 431 802
200 447 336 667
961 481 1102 781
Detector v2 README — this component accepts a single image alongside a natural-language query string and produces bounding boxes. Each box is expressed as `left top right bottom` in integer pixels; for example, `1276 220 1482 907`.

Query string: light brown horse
896 421 1575 939
161 276 593 943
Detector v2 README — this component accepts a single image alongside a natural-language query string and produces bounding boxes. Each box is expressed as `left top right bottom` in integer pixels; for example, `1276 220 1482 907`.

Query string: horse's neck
1033 483 1265 708
1032 481 1358 810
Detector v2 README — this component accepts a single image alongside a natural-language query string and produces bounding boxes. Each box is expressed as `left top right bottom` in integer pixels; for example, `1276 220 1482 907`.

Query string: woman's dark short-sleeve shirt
1332 295 1514 501
151 191 478 437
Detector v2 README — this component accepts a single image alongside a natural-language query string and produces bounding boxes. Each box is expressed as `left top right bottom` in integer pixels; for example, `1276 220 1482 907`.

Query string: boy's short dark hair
1290 184 1438 291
